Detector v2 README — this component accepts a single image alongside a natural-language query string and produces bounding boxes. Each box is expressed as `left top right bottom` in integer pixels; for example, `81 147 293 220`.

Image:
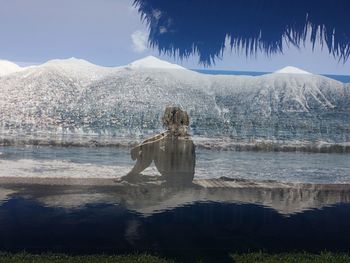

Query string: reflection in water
51 183 350 215
1 169 350 254
125 106 195 185
0 188 14 206
133 0 350 65
2 179 350 216
1 183 350 254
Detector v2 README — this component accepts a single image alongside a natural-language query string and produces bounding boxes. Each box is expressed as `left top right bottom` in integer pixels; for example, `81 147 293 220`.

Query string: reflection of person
125 107 195 185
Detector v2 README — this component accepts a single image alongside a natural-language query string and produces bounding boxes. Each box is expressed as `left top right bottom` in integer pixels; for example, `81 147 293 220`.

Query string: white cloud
131 30 148 53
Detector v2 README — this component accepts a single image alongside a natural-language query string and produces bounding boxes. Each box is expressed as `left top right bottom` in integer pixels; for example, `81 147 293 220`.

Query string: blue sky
0 0 349 75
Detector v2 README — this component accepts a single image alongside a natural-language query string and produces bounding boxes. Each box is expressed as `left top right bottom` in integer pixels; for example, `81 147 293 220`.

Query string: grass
231 252 350 263
0 253 172 263
0 251 350 263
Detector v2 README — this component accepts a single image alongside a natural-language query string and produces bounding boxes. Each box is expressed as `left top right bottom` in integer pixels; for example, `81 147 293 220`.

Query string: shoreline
1 176 350 190
1 137 350 153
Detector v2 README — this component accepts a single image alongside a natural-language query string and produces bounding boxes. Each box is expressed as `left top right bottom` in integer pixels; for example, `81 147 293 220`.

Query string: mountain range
0 56 349 144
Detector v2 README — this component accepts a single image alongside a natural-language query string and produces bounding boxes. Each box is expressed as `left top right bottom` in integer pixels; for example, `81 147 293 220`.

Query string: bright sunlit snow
127 56 186 69
0 56 349 146
275 66 312 74
0 60 23 76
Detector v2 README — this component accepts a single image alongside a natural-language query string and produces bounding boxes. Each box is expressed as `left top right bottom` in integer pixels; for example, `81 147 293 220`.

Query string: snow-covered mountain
32 57 120 86
0 60 23 76
275 66 311 75
127 56 185 69
0 56 349 145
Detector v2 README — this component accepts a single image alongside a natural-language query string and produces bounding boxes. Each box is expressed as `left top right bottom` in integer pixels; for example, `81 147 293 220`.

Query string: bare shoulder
137 131 168 147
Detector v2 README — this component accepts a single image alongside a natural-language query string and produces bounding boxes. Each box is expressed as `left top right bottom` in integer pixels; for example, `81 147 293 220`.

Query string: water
1 146 350 183
193 69 270 77
1 185 350 255
0 144 350 254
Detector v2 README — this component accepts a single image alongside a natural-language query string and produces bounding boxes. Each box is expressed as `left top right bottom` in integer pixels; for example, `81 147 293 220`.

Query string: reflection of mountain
3 178 350 216
0 57 349 144
0 188 15 205
2 181 350 254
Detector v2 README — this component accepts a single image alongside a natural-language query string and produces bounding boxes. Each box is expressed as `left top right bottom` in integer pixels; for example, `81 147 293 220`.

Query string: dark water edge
193 69 269 77
193 69 350 83
1 137 350 153
1 195 350 255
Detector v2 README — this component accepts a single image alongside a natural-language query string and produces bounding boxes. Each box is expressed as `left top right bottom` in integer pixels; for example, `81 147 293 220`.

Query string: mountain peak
35 57 118 84
0 60 23 76
43 57 97 67
127 56 185 69
275 66 312 75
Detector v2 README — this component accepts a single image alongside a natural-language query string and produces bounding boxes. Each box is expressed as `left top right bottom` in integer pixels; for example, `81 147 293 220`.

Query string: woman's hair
162 106 189 129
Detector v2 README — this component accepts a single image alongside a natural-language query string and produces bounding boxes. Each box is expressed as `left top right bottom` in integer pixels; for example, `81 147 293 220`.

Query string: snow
7 56 185 86
42 57 116 71
275 66 312 75
127 55 186 69
0 60 23 76
38 57 119 85
0 56 348 143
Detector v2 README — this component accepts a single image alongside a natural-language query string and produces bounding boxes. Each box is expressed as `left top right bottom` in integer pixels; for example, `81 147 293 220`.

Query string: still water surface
0 146 350 183
0 146 350 255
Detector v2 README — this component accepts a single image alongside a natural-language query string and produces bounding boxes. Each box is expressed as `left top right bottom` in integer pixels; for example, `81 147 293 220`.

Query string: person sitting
124 106 195 185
